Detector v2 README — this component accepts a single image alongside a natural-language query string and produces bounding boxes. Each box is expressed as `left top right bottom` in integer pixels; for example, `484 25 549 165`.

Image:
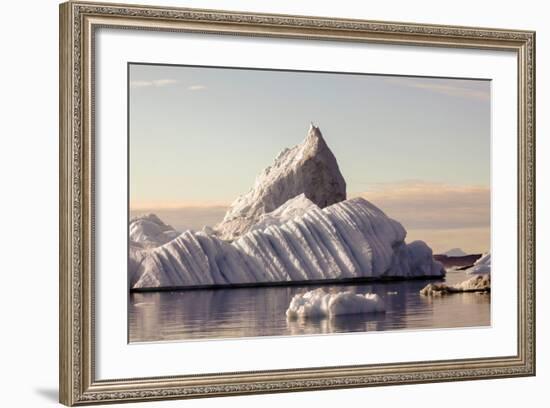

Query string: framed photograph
59 1 536 405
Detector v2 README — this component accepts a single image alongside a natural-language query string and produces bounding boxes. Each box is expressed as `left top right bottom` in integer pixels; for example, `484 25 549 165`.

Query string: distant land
434 253 482 268
443 248 468 257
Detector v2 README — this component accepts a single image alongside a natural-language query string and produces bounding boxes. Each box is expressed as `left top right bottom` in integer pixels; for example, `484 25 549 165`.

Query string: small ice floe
285 288 385 319
420 274 490 296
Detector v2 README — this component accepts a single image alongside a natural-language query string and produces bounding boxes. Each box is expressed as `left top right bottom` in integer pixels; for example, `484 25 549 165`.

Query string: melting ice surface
129 270 490 342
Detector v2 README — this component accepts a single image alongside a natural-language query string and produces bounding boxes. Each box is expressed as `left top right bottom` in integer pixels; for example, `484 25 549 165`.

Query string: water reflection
286 312 388 336
129 271 490 343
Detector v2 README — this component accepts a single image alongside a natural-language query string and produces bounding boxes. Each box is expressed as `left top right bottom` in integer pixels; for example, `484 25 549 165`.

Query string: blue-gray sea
129 270 490 343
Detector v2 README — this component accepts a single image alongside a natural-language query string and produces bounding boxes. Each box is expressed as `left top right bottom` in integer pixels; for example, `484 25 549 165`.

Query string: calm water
129 271 490 343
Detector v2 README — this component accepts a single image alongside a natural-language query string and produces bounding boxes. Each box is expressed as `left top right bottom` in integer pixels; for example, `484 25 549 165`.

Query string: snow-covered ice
215 124 346 240
249 194 318 233
129 214 179 248
132 197 445 289
454 274 491 291
285 288 385 319
420 274 490 296
465 253 491 274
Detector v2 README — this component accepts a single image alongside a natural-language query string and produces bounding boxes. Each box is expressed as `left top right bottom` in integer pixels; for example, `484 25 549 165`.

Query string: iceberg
215 124 346 240
129 124 446 290
132 197 445 289
286 288 385 319
465 252 491 274
420 274 490 296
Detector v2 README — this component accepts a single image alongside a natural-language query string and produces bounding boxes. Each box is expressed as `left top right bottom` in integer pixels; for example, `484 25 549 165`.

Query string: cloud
130 181 490 252
130 79 180 88
405 227 490 255
353 181 491 253
353 181 490 230
384 77 490 101
130 200 229 210
129 80 206 91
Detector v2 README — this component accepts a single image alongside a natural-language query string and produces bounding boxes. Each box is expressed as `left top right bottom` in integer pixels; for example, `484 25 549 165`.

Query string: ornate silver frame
59 1 536 405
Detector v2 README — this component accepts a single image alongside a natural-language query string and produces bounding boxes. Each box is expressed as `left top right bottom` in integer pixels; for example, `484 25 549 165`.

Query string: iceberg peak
307 122 321 139
304 123 328 153
214 124 346 240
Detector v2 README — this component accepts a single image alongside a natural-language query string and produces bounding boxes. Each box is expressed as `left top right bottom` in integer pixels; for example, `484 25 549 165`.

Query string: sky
129 63 491 253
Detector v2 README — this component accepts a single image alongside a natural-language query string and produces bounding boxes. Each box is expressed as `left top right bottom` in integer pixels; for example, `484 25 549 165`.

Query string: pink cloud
353 181 490 230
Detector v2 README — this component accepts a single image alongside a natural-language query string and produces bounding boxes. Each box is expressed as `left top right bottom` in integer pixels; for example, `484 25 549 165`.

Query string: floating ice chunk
420 274 490 296
285 288 385 319
454 274 491 291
